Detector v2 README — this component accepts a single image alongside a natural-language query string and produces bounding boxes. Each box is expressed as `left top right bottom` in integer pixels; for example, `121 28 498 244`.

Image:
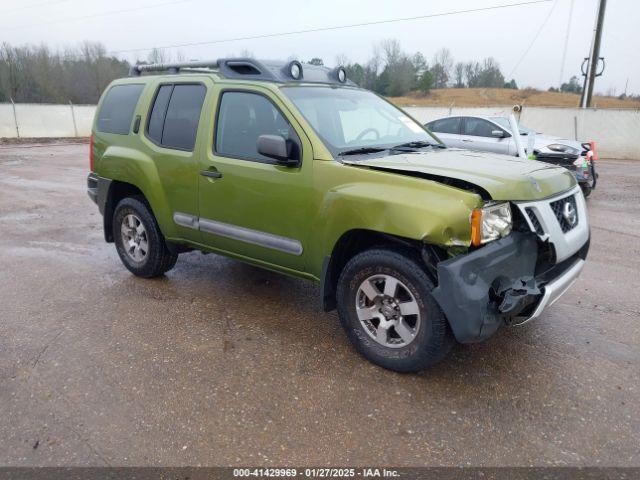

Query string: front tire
113 197 178 278
336 249 454 372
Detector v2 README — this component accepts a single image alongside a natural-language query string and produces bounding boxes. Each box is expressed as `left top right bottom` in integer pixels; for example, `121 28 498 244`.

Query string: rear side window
147 85 172 143
428 117 460 134
96 84 144 135
146 83 206 151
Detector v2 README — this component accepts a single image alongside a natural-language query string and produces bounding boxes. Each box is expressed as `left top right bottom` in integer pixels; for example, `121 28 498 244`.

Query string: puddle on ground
0 160 23 166
0 212 42 222
0 175 74 191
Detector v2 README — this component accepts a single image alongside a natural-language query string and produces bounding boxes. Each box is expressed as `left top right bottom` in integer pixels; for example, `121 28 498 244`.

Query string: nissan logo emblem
562 201 578 227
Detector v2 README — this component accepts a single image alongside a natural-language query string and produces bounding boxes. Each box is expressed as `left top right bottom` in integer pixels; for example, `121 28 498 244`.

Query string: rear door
141 81 208 242
460 117 510 154
426 117 462 148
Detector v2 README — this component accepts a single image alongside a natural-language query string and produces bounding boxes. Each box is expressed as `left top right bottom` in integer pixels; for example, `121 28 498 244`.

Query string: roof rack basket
128 57 352 86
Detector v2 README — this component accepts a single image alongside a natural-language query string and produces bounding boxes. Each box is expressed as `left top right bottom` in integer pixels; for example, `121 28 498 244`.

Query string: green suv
87 58 589 372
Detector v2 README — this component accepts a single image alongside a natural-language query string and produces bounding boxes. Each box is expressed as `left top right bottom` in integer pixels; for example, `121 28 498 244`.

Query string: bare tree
431 48 453 88
335 54 349 67
147 48 169 64
453 62 465 88
0 41 129 103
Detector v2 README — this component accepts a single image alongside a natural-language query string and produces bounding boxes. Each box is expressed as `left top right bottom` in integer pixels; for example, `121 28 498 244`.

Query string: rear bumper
87 172 99 205
432 231 589 344
86 172 111 216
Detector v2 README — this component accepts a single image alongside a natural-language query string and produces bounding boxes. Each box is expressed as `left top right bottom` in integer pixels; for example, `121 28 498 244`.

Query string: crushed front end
432 185 590 343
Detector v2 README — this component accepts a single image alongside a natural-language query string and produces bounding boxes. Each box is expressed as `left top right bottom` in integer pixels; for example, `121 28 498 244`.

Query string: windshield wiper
390 141 444 152
338 147 387 156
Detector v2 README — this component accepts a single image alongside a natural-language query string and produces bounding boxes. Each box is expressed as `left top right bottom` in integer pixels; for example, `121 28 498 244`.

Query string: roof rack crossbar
129 59 221 76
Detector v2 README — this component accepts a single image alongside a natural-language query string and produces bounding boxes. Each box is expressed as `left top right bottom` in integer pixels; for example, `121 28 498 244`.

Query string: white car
425 115 597 196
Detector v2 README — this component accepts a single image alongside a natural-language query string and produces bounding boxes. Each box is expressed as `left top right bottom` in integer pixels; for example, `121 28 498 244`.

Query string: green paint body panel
91 74 576 283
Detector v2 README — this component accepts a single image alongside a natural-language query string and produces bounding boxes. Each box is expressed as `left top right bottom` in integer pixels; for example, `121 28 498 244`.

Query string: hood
343 148 576 201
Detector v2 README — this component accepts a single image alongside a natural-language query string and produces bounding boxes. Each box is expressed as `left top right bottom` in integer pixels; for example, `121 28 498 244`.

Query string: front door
195 87 313 272
460 117 510 154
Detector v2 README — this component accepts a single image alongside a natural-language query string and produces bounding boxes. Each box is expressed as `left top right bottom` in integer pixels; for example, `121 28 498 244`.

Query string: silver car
425 115 597 196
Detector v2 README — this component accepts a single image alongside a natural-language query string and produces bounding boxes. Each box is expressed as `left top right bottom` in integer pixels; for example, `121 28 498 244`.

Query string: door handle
462 139 473 142
200 169 222 179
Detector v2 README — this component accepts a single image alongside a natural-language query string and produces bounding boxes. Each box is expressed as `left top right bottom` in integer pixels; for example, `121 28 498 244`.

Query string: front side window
96 84 144 135
215 91 300 163
463 118 497 137
281 86 440 156
146 83 206 151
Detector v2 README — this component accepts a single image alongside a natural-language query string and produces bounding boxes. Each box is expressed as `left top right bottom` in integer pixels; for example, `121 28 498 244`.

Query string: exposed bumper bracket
511 258 585 326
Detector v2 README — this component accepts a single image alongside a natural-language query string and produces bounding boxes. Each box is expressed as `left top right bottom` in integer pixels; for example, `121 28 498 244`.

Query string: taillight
89 133 95 171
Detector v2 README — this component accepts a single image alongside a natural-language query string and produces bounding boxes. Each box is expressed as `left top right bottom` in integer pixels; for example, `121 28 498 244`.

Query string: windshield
490 116 533 134
282 86 440 156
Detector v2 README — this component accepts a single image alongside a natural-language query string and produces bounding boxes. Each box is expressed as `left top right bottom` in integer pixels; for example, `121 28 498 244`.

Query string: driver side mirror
491 129 507 138
257 134 300 167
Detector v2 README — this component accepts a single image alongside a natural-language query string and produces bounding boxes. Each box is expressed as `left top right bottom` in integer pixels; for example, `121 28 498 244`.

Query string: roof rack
128 57 355 86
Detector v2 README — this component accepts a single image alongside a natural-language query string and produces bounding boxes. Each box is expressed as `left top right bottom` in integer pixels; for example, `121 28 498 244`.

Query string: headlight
546 143 579 155
471 202 512 246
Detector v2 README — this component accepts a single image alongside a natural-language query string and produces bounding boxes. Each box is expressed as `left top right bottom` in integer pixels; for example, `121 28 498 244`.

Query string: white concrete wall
0 102 96 139
1 102 638 159
405 105 640 159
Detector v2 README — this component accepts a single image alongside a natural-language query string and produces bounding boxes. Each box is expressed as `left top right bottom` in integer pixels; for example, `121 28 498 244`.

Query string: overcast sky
3 0 638 95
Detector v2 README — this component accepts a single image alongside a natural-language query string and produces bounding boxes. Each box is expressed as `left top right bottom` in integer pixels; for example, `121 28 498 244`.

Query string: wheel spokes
383 276 399 297
360 279 381 301
394 319 415 344
376 319 392 344
356 304 380 322
398 299 419 317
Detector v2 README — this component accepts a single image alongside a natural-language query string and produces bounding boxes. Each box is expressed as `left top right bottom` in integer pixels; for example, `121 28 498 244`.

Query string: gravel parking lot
0 143 638 467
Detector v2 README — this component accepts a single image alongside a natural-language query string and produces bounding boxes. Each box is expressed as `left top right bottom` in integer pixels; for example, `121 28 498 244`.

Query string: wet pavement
0 143 638 467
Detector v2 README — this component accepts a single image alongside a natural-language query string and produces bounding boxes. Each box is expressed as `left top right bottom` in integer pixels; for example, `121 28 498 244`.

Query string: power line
559 0 575 86
558 0 574 87
6 0 195 31
105 0 553 56
507 0 559 78
5 0 73 15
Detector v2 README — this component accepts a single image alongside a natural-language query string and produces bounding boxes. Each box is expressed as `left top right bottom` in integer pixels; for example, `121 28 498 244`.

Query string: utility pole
581 0 607 108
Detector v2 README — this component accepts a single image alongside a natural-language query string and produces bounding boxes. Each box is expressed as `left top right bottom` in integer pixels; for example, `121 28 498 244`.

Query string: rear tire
580 183 592 198
113 197 178 278
336 249 454 372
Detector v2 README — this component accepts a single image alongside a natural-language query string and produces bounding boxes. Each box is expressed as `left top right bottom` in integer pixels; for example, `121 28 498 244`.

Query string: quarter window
96 84 144 135
146 83 206 151
215 91 300 163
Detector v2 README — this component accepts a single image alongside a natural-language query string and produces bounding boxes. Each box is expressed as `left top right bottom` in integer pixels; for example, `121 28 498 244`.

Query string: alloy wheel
121 214 149 262
355 274 421 348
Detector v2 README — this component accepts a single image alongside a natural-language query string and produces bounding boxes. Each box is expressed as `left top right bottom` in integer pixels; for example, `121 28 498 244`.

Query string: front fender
309 161 482 277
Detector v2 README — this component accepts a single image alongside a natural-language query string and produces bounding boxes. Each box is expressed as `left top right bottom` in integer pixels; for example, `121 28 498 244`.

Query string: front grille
525 208 544 235
550 194 579 233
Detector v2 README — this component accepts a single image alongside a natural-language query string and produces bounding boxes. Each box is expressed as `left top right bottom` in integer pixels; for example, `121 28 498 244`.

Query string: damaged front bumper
432 231 589 344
